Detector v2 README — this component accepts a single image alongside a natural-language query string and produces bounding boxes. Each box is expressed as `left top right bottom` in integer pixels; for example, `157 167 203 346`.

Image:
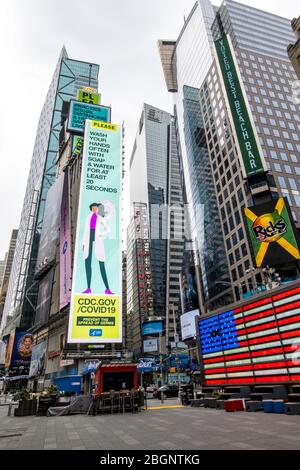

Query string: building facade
288 16 300 79
0 230 18 325
159 0 300 312
1 48 99 336
127 104 185 356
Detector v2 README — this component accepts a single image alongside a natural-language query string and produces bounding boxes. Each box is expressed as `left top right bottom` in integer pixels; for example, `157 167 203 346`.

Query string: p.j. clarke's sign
214 35 266 179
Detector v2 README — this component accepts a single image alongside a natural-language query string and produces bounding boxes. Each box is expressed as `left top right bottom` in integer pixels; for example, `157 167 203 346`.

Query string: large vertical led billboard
60 170 72 309
68 120 122 343
244 197 300 267
198 285 300 385
36 174 64 273
214 35 267 178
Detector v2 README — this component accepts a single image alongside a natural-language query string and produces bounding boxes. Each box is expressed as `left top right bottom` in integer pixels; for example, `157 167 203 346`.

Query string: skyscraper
127 104 185 356
1 48 99 335
0 258 6 291
288 16 300 79
0 230 18 326
159 0 300 311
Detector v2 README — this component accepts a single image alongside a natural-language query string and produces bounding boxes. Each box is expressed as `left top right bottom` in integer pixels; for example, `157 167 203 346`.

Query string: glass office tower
159 0 299 310
127 104 185 355
1 48 99 335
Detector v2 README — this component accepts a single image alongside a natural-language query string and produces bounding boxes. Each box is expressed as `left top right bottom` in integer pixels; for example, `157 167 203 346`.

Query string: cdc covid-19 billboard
67 120 122 343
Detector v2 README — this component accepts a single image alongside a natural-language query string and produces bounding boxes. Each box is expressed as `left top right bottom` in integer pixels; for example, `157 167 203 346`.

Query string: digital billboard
67 120 122 343
67 100 111 134
8 331 33 377
180 266 199 314
29 340 47 378
180 309 200 341
60 170 71 309
244 197 300 268
142 321 163 336
35 268 54 326
72 135 83 158
137 357 160 372
143 338 158 353
77 89 100 105
36 174 64 273
0 339 7 365
214 35 266 178
5 331 15 368
198 285 300 385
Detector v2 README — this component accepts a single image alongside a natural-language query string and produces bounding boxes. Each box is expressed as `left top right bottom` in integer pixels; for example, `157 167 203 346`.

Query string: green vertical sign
215 35 265 178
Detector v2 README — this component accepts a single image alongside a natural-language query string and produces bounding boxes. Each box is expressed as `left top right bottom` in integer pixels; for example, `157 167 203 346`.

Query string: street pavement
0 398 300 450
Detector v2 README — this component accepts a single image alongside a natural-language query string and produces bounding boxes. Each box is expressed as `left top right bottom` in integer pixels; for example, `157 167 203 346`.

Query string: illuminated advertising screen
60 170 71 309
142 321 163 336
77 89 100 105
35 268 54 326
180 309 200 341
36 174 64 273
143 338 158 353
244 197 300 268
67 100 111 134
214 35 266 178
67 120 122 343
198 285 300 385
29 340 47 378
180 267 199 314
8 331 33 377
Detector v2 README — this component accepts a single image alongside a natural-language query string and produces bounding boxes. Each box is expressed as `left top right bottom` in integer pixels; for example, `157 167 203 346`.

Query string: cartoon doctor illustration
82 202 114 294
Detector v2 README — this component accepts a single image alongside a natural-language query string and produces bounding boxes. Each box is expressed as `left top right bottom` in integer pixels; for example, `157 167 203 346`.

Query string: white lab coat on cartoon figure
82 214 110 262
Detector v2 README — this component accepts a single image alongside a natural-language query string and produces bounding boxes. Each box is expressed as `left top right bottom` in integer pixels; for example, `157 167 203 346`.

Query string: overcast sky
0 0 298 258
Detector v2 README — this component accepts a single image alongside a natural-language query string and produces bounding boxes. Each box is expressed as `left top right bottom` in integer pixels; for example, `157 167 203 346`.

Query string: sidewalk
0 398 299 450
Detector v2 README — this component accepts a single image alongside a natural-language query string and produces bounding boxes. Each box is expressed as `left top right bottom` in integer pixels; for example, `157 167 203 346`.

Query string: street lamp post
159 331 164 404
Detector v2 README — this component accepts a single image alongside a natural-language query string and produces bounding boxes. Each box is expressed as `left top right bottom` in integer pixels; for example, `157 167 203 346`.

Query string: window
273 129 280 137
263 127 270 135
276 141 284 149
289 178 297 190
279 121 286 128
270 150 278 159
291 154 298 163
294 195 300 208
260 116 267 124
274 163 281 172
280 152 288 161
284 165 292 174
241 244 247 256
287 143 294 151
278 176 287 189
267 138 274 147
